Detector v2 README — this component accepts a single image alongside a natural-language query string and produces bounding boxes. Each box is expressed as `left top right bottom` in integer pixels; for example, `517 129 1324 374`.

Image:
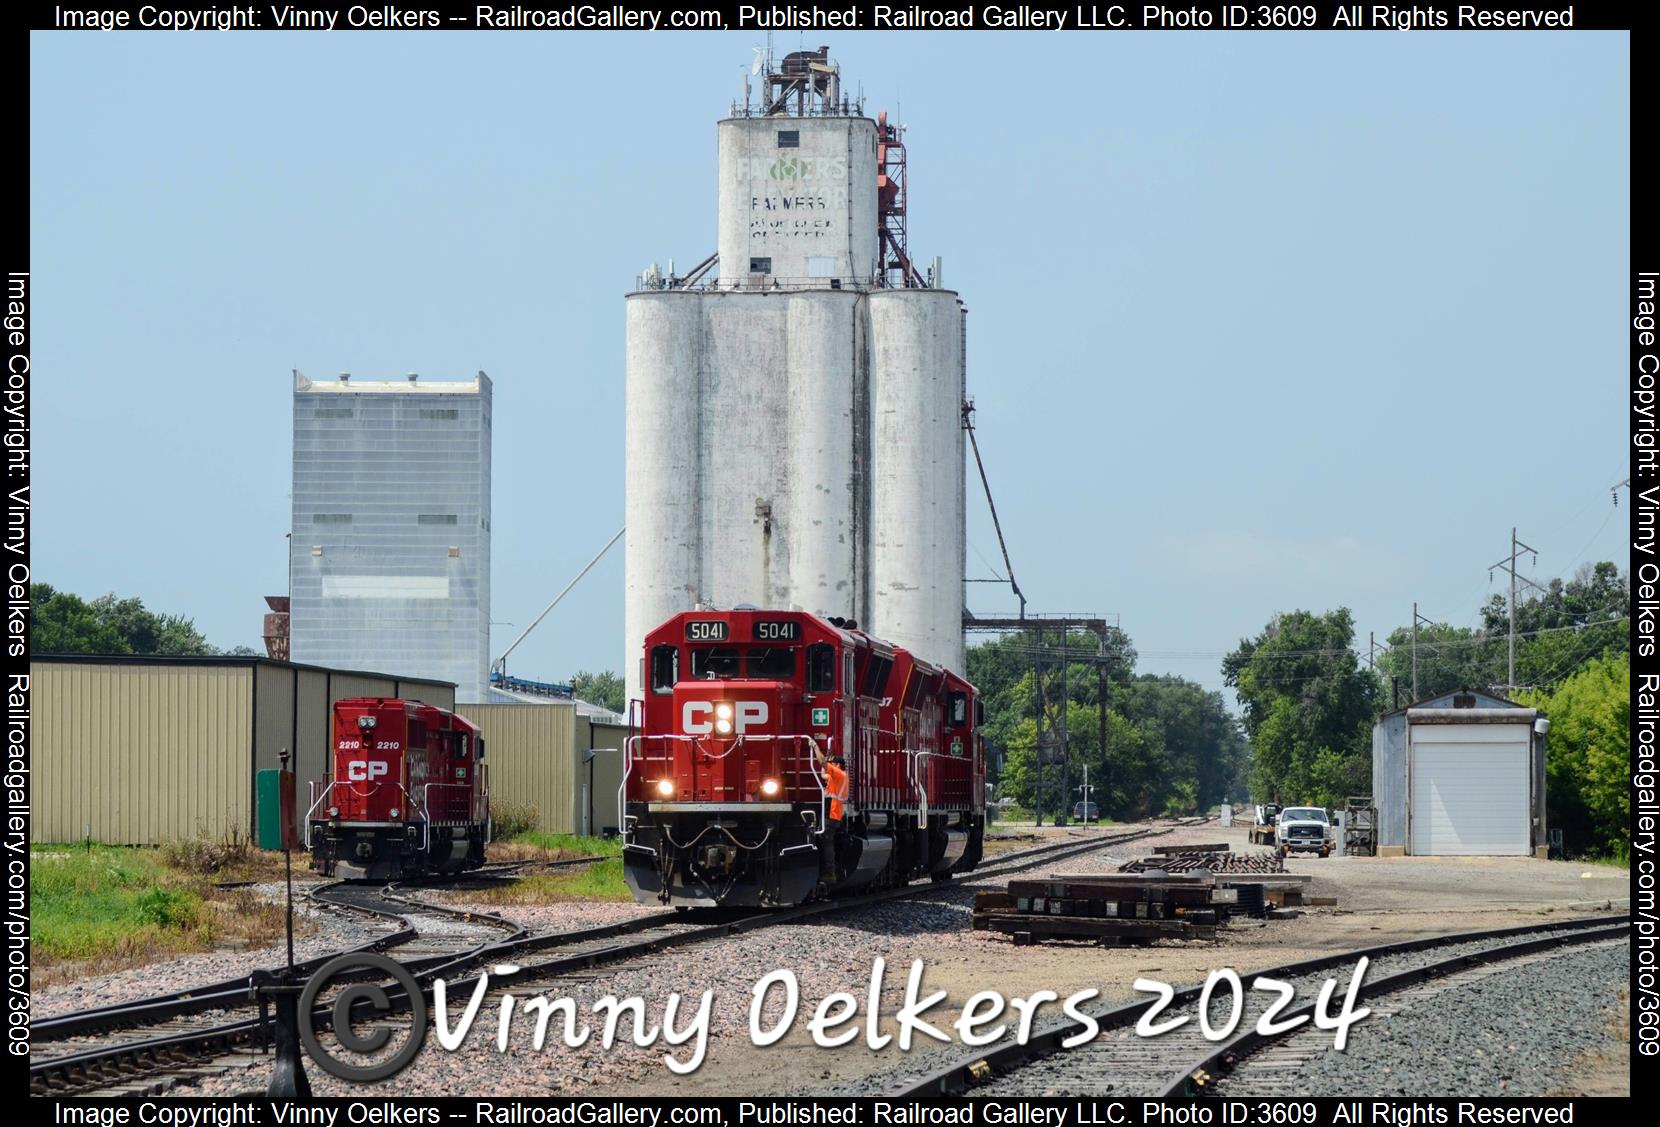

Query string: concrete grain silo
624 47 967 699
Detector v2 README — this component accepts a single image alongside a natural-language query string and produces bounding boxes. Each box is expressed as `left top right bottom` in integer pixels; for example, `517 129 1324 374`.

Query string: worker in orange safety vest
812 742 849 881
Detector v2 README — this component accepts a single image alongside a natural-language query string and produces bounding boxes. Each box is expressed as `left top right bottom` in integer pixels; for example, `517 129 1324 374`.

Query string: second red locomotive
621 610 986 907
308 697 490 880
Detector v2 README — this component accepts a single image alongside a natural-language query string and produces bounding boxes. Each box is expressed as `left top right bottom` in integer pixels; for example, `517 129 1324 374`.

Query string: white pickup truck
1274 806 1334 857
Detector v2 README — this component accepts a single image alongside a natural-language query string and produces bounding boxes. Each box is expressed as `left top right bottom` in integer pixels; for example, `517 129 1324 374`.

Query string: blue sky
30 31 1629 695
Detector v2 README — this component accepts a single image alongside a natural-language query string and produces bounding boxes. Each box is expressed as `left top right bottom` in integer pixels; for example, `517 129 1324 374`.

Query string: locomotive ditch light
328 806 339 818
656 778 675 798
389 807 399 819
760 778 781 798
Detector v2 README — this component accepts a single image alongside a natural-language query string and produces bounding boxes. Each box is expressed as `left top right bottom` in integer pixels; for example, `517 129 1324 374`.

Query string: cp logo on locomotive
682 700 769 734
346 760 390 781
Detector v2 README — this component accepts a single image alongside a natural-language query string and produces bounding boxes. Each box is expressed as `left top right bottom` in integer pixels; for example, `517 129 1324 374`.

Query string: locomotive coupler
698 842 736 877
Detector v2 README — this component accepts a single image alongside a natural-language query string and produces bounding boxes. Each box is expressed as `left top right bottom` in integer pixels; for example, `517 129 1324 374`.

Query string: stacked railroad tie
972 874 1235 946
1117 843 1287 875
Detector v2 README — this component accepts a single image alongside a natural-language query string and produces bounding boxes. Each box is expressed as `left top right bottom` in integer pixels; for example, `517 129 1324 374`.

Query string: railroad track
30 817 1198 1096
29 873 530 1097
887 914 1627 1097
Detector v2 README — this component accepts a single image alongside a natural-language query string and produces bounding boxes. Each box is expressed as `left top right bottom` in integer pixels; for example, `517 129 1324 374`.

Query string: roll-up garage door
1409 723 1530 855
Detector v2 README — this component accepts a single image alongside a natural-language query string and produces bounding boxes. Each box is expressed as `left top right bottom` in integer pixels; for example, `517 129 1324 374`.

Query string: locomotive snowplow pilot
811 741 849 880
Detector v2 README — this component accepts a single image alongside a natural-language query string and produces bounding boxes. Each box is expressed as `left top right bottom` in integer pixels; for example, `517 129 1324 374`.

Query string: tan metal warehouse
33 657 626 846
456 703 627 837
33 656 455 845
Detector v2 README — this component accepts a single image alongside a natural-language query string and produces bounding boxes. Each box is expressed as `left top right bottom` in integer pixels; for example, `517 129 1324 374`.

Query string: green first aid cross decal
812 707 830 726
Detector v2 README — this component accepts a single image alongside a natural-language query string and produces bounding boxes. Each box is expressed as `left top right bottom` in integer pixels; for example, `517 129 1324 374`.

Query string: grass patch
487 831 623 864
31 847 206 963
463 859 633 905
489 800 541 841
30 842 304 985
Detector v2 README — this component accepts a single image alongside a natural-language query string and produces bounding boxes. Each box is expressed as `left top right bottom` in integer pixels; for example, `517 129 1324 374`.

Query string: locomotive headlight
358 715 376 730
715 718 733 735
715 703 733 719
760 778 780 797
656 778 675 798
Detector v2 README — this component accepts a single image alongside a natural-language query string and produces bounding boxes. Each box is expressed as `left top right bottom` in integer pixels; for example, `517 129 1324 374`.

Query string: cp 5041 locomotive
308 698 490 880
621 610 986 907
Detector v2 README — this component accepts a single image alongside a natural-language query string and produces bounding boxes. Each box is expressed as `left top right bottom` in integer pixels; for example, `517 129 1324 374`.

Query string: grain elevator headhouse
625 47 968 699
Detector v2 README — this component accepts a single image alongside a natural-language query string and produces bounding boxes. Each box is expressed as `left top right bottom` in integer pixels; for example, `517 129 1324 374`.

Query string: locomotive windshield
690 646 796 679
690 647 741 678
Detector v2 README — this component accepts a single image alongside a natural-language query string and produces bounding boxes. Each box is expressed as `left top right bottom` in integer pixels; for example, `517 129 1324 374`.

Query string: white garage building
1371 689 1548 857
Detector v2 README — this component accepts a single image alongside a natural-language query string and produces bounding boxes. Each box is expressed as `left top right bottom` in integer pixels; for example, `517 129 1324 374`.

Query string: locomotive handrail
620 733 832 839
302 781 418 847
303 780 343 847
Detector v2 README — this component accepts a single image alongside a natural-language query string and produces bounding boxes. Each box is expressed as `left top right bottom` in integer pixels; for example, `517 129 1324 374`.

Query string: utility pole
1410 605 1433 701
1032 632 1044 826
1097 638 1108 820
1489 528 1546 695
1057 637 1071 826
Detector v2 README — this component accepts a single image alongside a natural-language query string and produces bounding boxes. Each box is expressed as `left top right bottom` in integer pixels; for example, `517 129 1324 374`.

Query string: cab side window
807 644 836 693
650 645 679 693
948 692 968 726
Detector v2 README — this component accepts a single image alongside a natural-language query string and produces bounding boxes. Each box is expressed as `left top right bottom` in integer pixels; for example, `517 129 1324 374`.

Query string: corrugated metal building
34 657 626 846
457 704 627 837
1371 688 1548 857
33 656 455 845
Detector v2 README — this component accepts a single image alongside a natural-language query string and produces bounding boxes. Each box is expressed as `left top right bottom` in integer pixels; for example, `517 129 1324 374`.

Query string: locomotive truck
621 609 987 907
307 697 490 880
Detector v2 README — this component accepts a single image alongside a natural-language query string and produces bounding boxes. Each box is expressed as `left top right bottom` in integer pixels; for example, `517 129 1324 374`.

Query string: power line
1490 527 1548 695
979 617 1631 664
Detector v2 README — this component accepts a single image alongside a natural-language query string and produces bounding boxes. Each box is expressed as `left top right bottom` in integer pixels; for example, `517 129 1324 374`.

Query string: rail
633 273 950 295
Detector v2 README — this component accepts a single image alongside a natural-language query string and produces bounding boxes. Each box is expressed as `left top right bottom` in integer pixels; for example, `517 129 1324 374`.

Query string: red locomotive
622 610 986 907
307 698 490 880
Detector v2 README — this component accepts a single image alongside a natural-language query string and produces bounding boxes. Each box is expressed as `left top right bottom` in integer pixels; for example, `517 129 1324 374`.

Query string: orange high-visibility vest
824 763 848 822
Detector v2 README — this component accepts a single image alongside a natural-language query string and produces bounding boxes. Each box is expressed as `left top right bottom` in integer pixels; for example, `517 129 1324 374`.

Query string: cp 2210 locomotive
621 610 986 907
307 698 490 880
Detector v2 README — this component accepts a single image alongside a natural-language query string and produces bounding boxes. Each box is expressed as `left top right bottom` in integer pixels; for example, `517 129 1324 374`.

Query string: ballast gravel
1225 940 1628 1097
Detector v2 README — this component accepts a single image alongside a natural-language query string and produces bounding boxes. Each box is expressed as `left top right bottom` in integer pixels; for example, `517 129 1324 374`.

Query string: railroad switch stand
252 971 312 1098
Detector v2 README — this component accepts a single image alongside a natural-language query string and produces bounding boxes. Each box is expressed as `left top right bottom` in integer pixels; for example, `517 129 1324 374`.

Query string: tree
968 628 1240 821
1375 562 1628 702
1223 608 1380 807
1515 652 1629 859
570 670 625 714
31 583 219 656
1375 621 1497 704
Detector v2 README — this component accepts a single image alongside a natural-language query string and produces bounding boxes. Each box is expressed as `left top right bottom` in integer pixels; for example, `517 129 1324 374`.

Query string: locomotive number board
752 620 801 641
685 620 729 641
